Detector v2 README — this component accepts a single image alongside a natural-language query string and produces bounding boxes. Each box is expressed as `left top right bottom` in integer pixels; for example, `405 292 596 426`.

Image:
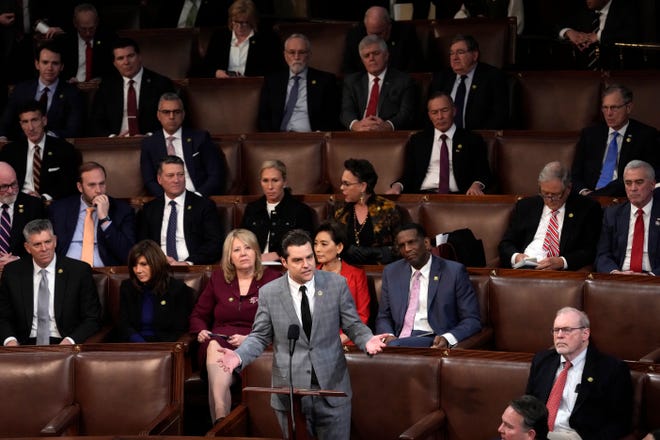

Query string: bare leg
206 340 233 421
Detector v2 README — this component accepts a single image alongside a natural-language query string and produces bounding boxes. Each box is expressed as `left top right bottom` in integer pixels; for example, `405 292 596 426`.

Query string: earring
359 192 365 204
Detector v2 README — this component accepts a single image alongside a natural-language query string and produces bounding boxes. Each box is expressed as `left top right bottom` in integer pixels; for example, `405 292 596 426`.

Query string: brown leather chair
495 131 579 195
605 70 660 130
643 372 660 435
516 71 602 130
213 135 242 194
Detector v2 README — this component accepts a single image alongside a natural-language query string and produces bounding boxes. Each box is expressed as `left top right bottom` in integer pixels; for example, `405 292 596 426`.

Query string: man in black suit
595 160 660 275
0 218 101 346
571 84 660 198
558 0 639 70
342 6 422 74
0 161 45 269
0 101 79 201
138 155 222 265
49 162 136 267
340 35 417 132
258 33 339 132
90 37 175 137
526 307 632 439
0 42 83 140
499 161 602 271
141 92 225 197
429 34 509 130
497 395 548 440
388 92 491 195
60 3 116 83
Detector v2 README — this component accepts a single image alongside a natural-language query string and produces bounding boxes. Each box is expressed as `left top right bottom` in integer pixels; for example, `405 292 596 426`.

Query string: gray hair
359 35 388 54
284 33 311 51
259 159 287 181
624 160 655 180
556 307 590 328
538 161 571 188
602 84 633 104
364 6 391 25
73 3 98 18
23 219 54 241
158 92 184 109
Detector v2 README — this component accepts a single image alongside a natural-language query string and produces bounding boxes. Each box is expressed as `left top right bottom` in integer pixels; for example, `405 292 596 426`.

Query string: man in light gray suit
217 229 387 439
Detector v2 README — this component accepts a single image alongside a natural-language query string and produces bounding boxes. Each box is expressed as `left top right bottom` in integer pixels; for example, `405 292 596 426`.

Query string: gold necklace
353 208 368 246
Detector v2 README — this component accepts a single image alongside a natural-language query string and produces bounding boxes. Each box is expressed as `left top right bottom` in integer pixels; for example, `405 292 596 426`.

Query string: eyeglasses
158 109 183 116
340 181 361 187
551 326 585 335
0 181 19 192
601 104 629 112
449 49 471 56
539 189 566 201
285 50 309 56
232 20 251 27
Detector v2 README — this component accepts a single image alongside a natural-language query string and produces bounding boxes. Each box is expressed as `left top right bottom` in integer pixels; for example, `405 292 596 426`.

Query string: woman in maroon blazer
314 220 370 344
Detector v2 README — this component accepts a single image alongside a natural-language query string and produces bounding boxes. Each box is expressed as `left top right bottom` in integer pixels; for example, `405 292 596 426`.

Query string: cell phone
209 332 229 339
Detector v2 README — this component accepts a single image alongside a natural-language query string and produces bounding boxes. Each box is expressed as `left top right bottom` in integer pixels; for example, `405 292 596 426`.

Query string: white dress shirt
162 127 197 193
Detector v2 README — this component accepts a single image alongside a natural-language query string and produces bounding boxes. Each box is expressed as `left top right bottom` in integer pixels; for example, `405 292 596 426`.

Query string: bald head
0 161 19 205
364 6 391 41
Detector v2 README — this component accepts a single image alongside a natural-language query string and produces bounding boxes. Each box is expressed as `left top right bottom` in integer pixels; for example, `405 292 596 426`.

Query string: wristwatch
99 216 111 224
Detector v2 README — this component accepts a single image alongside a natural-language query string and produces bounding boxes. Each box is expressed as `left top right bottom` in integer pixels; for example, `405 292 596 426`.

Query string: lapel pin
568 213 574 218
18 204 24 213
187 205 192 210
626 136 631 143
471 84 477 90
312 80 316 85
59 94 64 99
186 138 192 143
229 297 235 302
249 297 258 304
655 218 660 226
57 268 63 274
433 275 439 281
456 144 462 151
47 151 53 156
317 290 323 296
587 377 594 382
160 300 166 305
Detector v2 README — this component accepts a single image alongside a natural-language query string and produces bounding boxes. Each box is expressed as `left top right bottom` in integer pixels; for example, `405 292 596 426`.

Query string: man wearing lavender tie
376 222 480 348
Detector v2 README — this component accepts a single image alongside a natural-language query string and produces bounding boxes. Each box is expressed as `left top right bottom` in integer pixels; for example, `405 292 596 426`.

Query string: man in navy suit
571 84 659 197
526 307 632 439
429 34 509 130
387 91 491 195
595 160 660 274
0 42 83 140
0 101 80 201
49 162 135 267
91 37 175 137
499 161 602 271
376 223 481 348
138 155 222 265
340 35 417 131
141 92 225 197
258 33 339 132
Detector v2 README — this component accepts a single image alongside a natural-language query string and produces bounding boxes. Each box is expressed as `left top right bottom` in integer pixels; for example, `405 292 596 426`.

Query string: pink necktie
547 360 572 431
542 210 560 257
166 135 176 155
399 270 421 338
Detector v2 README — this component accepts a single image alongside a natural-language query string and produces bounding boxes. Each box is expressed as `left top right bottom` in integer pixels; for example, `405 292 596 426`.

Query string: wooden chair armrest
640 347 660 363
84 325 113 343
139 403 182 435
399 409 446 440
40 403 80 436
206 404 249 437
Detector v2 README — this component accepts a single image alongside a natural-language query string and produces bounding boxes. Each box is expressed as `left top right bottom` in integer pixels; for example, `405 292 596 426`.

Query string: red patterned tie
365 77 379 117
438 134 449 193
630 208 644 272
127 79 138 135
547 360 572 431
85 40 93 81
33 145 41 193
542 210 560 257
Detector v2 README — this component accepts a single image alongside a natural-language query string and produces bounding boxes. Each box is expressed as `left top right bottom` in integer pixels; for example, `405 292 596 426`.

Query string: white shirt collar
33 254 57 275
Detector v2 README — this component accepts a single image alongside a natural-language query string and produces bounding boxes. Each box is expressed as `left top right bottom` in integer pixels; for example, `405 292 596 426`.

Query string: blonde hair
221 228 264 283
228 0 258 31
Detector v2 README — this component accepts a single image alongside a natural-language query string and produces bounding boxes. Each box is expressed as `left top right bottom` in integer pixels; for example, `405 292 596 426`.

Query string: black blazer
526 345 633 439
140 128 225 197
0 256 102 344
0 78 83 140
116 277 193 342
49 194 136 266
0 135 80 200
90 68 175 136
239 191 314 256
59 27 117 81
258 67 340 132
429 62 509 130
396 127 492 193
201 28 284 78
4 191 46 258
498 193 603 270
571 119 660 197
138 191 223 265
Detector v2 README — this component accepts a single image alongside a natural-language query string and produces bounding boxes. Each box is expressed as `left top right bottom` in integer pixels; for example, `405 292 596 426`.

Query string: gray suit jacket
235 270 373 410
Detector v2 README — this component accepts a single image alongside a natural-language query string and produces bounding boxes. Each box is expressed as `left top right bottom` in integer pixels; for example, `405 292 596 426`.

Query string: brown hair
228 0 258 31
128 239 171 295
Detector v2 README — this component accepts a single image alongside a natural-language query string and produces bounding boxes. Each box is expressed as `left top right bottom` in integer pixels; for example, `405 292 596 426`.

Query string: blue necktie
166 200 178 260
280 75 300 131
596 131 619 190
453 75 467 129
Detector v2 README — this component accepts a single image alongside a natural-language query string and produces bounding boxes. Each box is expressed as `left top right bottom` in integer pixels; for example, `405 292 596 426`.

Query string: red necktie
127 79 138 135
365 77 379 117
33 145 41 193
630 208 644 272
85 40 93 81
542 210 561 257
438 134 449 193
546 360 572 431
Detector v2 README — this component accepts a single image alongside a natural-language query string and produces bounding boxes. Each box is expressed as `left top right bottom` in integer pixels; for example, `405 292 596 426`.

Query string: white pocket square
192 152 200 157
48 167 60 172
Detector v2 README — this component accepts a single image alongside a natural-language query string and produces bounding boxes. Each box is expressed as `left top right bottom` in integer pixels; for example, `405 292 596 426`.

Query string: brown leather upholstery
274 22 357 76
215 136 242 194
516 71 602 130
606 70 660 130
118 28 197 79
430 17 517 69
583 278 660 361
644 372 660 435
495 131 579 195
241 132 328 194
324 131 411 194
180 77 263 134
488 272 584 352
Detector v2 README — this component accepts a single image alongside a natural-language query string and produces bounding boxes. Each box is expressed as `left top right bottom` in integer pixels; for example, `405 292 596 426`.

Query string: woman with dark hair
314 220 370 343
334 158 402 265
117 239 194 342
201 0 282 78
240 159 315 261
189 229 281 424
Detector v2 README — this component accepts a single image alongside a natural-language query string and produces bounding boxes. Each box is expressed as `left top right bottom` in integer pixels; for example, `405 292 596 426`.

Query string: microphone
287 324 300 437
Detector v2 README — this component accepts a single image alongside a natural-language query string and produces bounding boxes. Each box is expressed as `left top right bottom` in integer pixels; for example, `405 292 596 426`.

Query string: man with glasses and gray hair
526 307 632 440
571 84 659 197
499 161 602 270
